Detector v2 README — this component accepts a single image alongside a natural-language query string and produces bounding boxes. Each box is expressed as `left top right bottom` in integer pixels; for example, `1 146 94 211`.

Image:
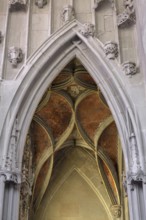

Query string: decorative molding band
8 46 23 67
122 61 137 76
104 41 118 60
35 0 47 8
79 23 95 38
61 5 75 23
9 0 28 10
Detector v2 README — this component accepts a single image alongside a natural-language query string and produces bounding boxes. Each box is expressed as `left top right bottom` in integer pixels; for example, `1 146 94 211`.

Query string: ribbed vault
21 59 123 219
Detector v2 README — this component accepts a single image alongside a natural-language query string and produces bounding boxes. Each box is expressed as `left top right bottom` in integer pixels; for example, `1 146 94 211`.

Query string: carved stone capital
9 0 27 10
111 205 121 218
122 61 137 76
8 46 23 67
80 23 95 38
35 0 47 8
61 5 75 23
0 31 2 43
0 170 21 184
122 169 146 192
127 169 145 184
104 41 118 59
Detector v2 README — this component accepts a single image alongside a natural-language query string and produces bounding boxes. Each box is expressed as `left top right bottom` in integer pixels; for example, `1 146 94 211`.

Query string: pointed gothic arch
0 20 145 220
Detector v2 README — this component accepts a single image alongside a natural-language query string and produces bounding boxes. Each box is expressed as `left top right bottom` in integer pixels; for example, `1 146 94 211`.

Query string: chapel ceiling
22 58 122 217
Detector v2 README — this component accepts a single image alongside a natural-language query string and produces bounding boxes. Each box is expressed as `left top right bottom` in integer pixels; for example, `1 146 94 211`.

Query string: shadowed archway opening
20 59 129 220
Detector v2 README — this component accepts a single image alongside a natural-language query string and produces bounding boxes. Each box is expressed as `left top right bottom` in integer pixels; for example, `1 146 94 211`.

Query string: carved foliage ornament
122 61 137 76
61 5 75 23
35 0 47 8
9 0 27 10
117 0 136 27
80 23 95 38
104 41 118 59
8 46 23 67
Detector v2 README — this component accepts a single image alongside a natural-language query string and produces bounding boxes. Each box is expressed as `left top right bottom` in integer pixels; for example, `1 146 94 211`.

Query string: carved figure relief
61 5 75 23
104 41 118 59
80 23 95 38
9 0 27 10
35 0 47 8
122 61 137 76
8 46 23 67
117 0 136 28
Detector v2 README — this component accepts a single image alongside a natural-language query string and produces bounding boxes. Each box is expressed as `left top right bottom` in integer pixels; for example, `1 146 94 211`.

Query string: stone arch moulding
0 19 145 220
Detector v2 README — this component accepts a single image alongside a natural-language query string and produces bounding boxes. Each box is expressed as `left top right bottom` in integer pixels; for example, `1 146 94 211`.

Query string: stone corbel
111 205 121 218
9 0 28 11
122 61 137 76
61 5 75 23
8 46 23 67
117 0 136 28
104 41 118 59
35 0 47 8
79 23 95 38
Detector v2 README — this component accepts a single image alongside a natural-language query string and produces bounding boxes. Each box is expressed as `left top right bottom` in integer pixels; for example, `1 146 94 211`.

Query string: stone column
0 175 5 220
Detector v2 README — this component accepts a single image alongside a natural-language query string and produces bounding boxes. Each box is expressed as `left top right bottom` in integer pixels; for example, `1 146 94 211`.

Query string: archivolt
0 19 143 172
